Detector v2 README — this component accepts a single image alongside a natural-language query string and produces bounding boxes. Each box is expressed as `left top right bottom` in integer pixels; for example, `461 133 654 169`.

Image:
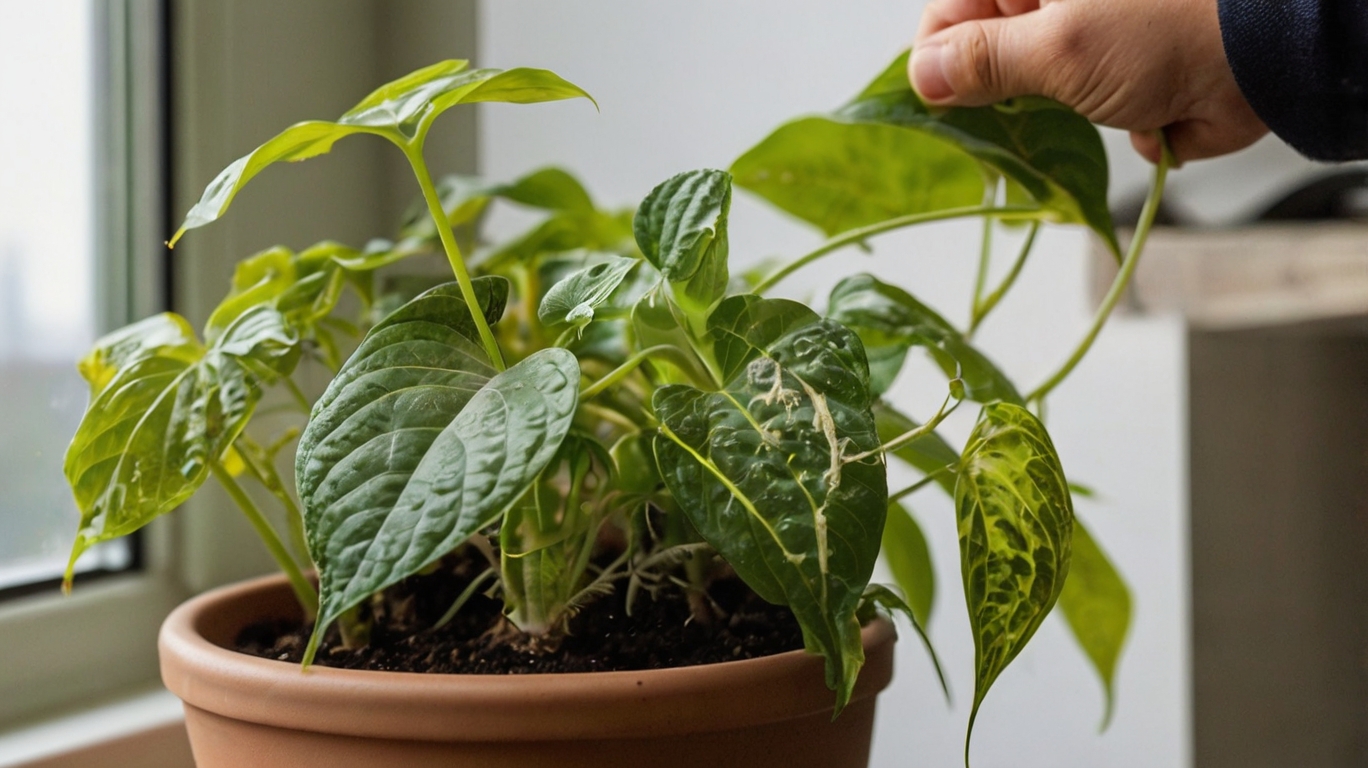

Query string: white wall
478 4 1321 765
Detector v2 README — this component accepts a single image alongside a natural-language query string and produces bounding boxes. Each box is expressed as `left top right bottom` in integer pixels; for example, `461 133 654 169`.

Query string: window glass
0 2 132 590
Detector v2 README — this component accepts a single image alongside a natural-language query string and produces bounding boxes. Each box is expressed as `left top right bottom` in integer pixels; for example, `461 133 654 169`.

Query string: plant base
160 574 896 768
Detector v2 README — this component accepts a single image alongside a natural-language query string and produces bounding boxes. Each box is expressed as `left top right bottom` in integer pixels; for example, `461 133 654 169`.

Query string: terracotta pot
160 573 896 768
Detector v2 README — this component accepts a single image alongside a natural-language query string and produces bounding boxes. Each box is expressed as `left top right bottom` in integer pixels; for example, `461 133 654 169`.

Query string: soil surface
235 556 805 674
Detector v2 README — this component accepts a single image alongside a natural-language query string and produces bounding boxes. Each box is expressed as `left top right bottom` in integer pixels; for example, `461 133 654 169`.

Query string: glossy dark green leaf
538 254 639 329
63 307 299 584
706 294 821 382
956 402 1073 751
882 501 935 628
654 307 886 711
1058 518 1131 729
296 279 579 659
172 61 593 245
873 400 960 494
731 116 983 237
838 52 1118 256
829 274 1021 403
633 170 732 324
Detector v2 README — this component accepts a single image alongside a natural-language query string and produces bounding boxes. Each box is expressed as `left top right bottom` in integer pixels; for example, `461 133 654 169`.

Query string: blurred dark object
1252 169 1368 222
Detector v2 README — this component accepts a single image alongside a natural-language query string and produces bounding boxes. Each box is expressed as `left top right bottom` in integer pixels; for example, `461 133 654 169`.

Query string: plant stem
753 205 1043 295
403 143 506 371
850 391 961 464
1025 145 1171 404
970 221 1040 336
430 567 497 631
580 345 701 399
282 376 312 414
888 466 955 502
969 186 997 319
210 461 318 619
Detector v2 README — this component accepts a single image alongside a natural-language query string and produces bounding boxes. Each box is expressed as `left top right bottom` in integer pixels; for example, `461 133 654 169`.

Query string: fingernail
911 43 953 102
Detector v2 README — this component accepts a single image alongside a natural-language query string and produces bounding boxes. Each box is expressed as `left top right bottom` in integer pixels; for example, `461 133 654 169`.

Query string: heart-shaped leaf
956 402 1073 753
731 116 984 237
838 52 1118 256
1058 518 1131 729
633 170 732 326
171 61 593 246
654 301 886 711
829 274 1021 403
882 501 936 628
63 306 299 585
296 278 579 659
538 254 639 329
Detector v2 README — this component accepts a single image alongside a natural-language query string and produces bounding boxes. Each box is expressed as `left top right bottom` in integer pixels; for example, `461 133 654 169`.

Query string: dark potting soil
234 556 805 674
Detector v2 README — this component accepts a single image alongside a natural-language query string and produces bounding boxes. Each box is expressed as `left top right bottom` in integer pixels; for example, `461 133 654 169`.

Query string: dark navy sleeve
1218 0 1368 161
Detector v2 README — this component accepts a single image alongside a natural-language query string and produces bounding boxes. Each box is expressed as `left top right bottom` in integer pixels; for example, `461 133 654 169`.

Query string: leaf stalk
1024 143 1170 404
754 205 1044 295
403 142 507 371
210 460 318 619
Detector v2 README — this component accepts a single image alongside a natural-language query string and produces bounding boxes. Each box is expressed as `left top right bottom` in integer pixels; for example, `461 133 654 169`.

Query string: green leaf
829 274 1022 403
296 279 579 658
63 307 299 584
1058 518 1131 729
495 167 596 213
838 52 1118 256
538 254 639 329
956 402 1073 756
633 170 732 327
653 306 886 712
731 116 983 237
858 583 949 700
882 501 935 628
171 61 593 245
205 247 297 336
872 400 959 493
706 294 821 382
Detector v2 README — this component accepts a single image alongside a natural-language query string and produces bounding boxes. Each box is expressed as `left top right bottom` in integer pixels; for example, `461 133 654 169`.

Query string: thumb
910 15 1053 106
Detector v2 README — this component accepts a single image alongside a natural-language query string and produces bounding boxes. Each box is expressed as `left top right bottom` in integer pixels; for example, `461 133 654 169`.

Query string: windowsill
0 687 191 768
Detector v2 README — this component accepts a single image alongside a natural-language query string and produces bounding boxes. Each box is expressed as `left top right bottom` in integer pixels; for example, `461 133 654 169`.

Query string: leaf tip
167 229 186 250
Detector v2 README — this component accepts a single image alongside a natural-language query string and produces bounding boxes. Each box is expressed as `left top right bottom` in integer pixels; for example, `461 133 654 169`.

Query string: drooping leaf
829 274 1022 403
296 279 579 659
654 303 886 711
882 501 935 628
838 52 1118 256
731 116 983 237
171 61 593 245
858 583 949 700
63 307 299 584
633 170 732 328
956 402 1073 755
538 254 639 330
873 400 959 494
1058 518 1131 729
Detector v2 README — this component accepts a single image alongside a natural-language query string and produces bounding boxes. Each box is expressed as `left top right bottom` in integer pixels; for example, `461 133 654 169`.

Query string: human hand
910 0 1268 164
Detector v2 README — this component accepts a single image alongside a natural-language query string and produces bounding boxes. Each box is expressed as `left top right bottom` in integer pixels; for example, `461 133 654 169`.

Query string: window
0 2 137 594
0 0 179 728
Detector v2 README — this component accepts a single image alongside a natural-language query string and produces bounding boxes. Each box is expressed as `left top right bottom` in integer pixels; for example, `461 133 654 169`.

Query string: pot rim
160 572 896 743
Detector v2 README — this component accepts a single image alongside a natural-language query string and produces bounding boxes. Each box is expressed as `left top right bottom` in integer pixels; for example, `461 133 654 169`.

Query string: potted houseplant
62 53 1167 768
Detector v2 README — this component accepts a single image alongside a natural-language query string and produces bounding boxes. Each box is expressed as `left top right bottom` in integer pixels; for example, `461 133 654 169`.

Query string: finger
916 0 1041 43
910 12 1053 105
1129 131 1164 165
